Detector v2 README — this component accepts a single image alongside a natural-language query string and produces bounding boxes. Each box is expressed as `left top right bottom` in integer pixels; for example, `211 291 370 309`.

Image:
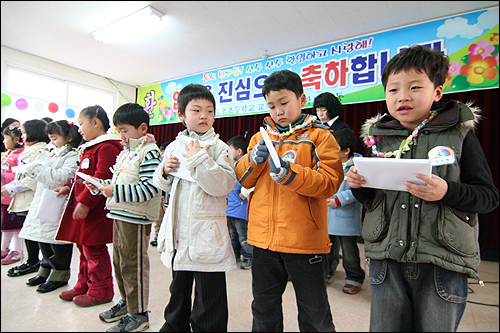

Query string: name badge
428 146 456 166
81 158 90 169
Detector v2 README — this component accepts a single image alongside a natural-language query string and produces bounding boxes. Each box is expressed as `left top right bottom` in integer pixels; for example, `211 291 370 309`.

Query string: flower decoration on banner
469 40 495 59
166 106 175 120
65 108 75 118
34 101 44 112
448 61 462 76
1 93 12 107
16 98 28 110
460 54 498 84
48 102 59 113
444 30 499 92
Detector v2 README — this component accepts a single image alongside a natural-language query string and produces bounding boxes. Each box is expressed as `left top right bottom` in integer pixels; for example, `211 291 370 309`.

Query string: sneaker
100 299 128 323
106 313 149 332
1 250 22 265
240 258 252 270
1 249 9 259
150 234 158 246
7 261 39 277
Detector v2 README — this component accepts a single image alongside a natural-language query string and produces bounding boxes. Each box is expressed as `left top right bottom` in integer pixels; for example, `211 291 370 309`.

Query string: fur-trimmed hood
360 101 481 147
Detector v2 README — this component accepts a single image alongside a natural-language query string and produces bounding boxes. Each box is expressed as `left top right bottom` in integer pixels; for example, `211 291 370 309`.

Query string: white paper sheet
169 136 214 182
353 157 432 192
76 171 102 188
35 188 68 224
260 127 281 167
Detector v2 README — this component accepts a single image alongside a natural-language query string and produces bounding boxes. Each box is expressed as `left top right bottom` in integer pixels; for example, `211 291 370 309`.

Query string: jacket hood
359 101 481 147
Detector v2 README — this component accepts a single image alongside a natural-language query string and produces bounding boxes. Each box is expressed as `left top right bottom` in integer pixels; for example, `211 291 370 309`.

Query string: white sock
1 232 14 251
10 232 23 253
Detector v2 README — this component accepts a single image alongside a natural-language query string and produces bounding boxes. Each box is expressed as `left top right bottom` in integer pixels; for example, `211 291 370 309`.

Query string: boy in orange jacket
235 69 344 331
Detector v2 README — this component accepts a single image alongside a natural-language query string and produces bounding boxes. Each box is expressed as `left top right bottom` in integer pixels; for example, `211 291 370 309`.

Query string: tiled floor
1 240 498 332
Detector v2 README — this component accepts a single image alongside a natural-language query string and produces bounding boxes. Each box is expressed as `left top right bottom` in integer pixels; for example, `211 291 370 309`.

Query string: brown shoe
59 288 86 301
73 294 112 307
342 284 361 294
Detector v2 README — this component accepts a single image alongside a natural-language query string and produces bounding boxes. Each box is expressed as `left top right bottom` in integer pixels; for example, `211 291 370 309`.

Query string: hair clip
68 121 73 126
8 126 17 130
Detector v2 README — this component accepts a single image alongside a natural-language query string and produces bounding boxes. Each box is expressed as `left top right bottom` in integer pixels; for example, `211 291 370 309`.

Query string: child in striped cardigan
84 103 162 332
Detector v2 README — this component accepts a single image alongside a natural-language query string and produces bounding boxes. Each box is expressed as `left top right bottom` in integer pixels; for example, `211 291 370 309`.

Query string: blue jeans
327 235 365 286
228 217 252 259
368 259 468 332
251 246 335 332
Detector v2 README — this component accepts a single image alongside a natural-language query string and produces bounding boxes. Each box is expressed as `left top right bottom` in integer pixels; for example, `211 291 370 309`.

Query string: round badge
81 158 90 169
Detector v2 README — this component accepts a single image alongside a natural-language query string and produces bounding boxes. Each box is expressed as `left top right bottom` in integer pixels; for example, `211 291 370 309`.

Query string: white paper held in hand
260 127 281 168
76 171 102 189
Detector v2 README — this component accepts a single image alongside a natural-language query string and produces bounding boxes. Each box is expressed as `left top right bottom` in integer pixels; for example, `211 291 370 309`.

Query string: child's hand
405 174 448 201
83 180 97 191
163 156 180 175
1 186 11 197
72 202 90 220
345 166 365 188
182 140 210 159
98 184 114 198
269 156 290 183
250 139 269 164
54 186 70 197
327 197 338 208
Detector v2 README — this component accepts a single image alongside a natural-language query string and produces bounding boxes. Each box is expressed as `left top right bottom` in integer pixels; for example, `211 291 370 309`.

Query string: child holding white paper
2 119 50 273
234 69 344 331
346 45 499 331
17 120 82 293
54 105 122 307
152 83 237 332
84 103 162 332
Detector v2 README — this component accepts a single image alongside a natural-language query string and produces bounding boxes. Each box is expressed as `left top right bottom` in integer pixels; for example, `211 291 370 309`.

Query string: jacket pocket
189 215 226 264
437 205 478 257
361 192 388 242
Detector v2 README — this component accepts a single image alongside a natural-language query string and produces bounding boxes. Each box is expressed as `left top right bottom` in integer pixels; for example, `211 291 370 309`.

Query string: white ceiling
1 1 498 88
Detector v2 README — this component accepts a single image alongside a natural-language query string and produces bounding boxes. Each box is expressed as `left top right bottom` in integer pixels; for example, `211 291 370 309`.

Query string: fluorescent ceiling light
92 6 166 44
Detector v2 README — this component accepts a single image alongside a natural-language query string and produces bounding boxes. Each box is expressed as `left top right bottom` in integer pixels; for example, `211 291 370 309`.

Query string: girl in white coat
18 120 82 293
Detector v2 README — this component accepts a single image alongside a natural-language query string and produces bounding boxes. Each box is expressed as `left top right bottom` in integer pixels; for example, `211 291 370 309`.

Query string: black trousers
38 242 73 270
251 246 336 332
19 215 40 266
160 269 228 332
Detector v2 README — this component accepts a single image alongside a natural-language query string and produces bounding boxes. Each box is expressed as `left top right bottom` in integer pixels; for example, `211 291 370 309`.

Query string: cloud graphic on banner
476 7 499 30
437 17 483 39
164 82 179 95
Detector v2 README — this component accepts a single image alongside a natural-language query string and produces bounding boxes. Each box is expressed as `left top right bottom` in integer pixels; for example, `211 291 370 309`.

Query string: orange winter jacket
235 115 344 254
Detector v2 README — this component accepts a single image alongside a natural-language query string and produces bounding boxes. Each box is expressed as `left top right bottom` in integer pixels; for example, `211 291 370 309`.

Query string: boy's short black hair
113 103 150 129
262 69 303 99
80 105 111 131
333 128 356 158
22 119 50 143
160 142 168 151
177 84 216 117
382 45 449 90
312 92 344 119
227 135 248 153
